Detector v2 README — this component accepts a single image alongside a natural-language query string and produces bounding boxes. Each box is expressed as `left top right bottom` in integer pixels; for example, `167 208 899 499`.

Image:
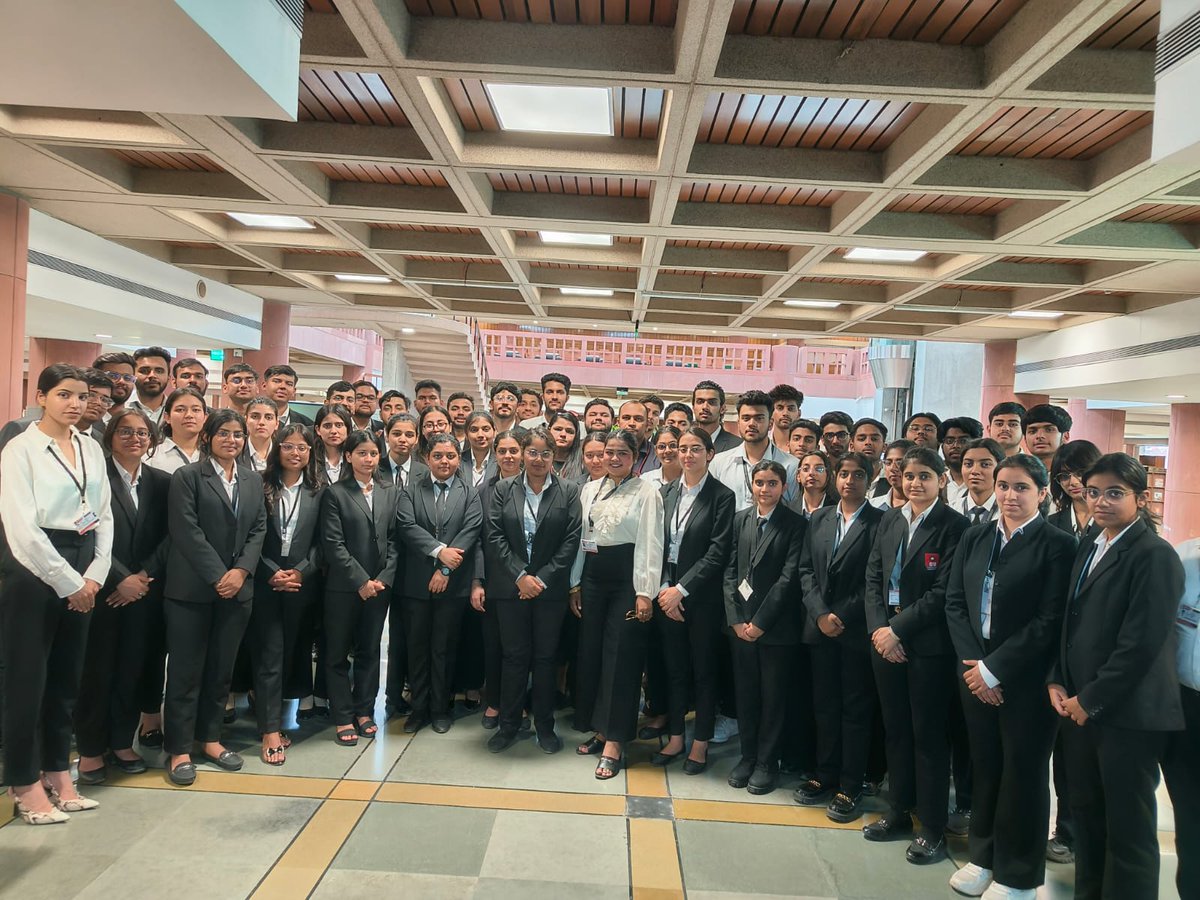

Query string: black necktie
435 481 448 512
757 516 767 535
970 506 986 525
396 467 405 489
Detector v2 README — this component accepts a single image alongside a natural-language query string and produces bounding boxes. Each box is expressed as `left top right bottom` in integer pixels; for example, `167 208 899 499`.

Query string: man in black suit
723 460 805 796
692 380 742 454
263 365 311 427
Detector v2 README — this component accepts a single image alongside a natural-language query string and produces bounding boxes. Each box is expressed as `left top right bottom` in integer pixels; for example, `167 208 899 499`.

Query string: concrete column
0 194 29 422
381 339 415 397
1065 399 1127 453
1165 403 1200 544
241 300 290 375
980 340 1048 420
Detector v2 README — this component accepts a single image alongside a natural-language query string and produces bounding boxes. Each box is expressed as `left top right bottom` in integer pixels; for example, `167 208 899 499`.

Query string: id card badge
887 588 901 608
74 508 100 535
581 539 598 554
1177 604 1200 630
738 578 753 602
668 538 681 565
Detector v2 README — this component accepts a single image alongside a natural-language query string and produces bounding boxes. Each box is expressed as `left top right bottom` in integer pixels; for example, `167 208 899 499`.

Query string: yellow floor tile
673 797 878 831
328 780 382 801
105 769 337 799
251 799 368 900
629 818 684 898
626 766 669 798
376 781 625 816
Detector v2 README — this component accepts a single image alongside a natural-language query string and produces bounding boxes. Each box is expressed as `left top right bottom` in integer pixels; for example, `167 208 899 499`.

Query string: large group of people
0 348 1195 900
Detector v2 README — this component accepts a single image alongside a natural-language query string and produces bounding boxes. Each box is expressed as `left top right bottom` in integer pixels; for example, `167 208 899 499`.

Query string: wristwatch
439 565 452 576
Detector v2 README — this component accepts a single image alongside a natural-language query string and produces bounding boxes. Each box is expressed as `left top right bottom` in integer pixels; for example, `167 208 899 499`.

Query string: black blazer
1046 505 1100 541
286 409 313 427
661 476 736 606
320 479 400 592
106 459 172 585
865 501 969 657
257 481 323 583
945 518 1076 687
485 475 582 601
787 490 836 520
462 449 498 488
722 503 806 645
165 461 267 603
1051 518 1185 731
798 502 885 644
394 474 484 599
712 428 743 453
376 454 429 490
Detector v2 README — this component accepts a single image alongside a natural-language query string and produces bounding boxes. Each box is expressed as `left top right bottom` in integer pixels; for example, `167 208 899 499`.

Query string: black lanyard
672 489 699 539
279 486 301 534
47 437 87 504
589 475 634 529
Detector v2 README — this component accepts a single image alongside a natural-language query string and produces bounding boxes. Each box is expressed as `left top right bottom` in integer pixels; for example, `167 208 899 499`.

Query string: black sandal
595 755 623 780
261 745 286 766
576 735 604 756
335 727 358 747
138 728 164 748
356 718 378 738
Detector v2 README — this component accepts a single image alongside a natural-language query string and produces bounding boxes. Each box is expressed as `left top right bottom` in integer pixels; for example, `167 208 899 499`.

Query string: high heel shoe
42 780 100 812
9 789 70 825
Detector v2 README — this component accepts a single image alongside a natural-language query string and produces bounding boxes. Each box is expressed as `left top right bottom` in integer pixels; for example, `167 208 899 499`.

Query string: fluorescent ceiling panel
1008 310 1064 319
844 247 927 263
783 299 841 308
226 212 314 230
538 230 613 246
560 287 614 296
485 83 613 135
334 273 391 283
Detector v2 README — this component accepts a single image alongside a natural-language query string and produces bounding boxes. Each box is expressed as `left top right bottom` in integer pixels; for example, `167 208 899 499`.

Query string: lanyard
171 444 192 464
672 489 699 539
46 437 87 504
279 486 301 534
589 474 634 530
985 527 1004 577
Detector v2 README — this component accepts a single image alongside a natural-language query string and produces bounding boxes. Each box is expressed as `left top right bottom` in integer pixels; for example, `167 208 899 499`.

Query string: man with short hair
710 390 798 511
413 379 442 413
93 351 137 415
223 363 260 415
351 380 383 432
517 388 542 423
126 346 172 425
79 369 114 442
902 411 942 449
819 411 854 459
769 384 804 453
642 394 664 430
691 380 742 453
662 402 693 431
986 402 1026 458
172 357 209 398
522 373 570 428
263 364 310 426
940 416 983 507
583 398 614 433
325 380 355 408
617 400 659 474
788 420 821 458
488 382 519 432
1022 404 1072 471
446 391 475 443
851 417 889 493
380 390 409 423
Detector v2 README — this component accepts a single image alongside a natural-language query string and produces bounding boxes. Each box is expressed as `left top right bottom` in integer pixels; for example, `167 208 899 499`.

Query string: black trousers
324 589 389 726
74 584 157 757
1163 686 1199 900
949 683 973 810
385 587 407 707
781 643 816 772
810 636 875 794
249 580 313 733
1 534 94 785
643 614 666 717
404 593 467 718
577 545 647 743
294 576 327 700
136 591 166 716
454 604 485 693
960 678 1057 889
1051 725 1074 843
871 651 955 837
730 636 792 767
163 596 252 755
653 596 721 741
495 596 566 733
1062 719 1166 900
481 599 502 711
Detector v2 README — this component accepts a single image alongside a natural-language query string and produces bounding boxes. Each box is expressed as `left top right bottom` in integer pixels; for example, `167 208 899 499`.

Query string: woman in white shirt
243 396 279 473
313 405 352 487
462 411 496 488
580 430 609 484
569 430 664 780
145 388 206 476
869 439 915 511
0 364 114 824
641 426 682 488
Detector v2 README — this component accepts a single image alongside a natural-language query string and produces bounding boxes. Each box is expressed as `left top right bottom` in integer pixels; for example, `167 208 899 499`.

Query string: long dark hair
263 423 317 505
547 410 582 480
338 430 381 483
36 363 87 394
1084 452 1158 531
798 449 838 505
158 387 207 440
1049 439 1102 510
418 405 452 459
103 407 160 454
199 409 246 459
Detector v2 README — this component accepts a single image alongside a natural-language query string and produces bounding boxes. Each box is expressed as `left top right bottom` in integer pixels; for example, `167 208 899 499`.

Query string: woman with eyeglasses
162 409 267 787
1048 440 1102 540
863 446 969 865
790 449 837 519
641 425 682 488
417 405 453 460
74 410 170 787
944 455 1076 899
869 439 915 510
251 425 321 765
1 365 113 823
145 388 206 476
322 431 399 746
313 404 352 487
547 411 583 482
570 430 664 780
580 430 610 484
483 426 582 753
462 411 497 488
1049 453 1184 900
243 396 280 473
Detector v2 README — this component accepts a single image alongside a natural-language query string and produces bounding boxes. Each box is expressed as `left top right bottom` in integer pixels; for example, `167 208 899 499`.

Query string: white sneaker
982 884 1036 900
710 715 739 744
949 863 993 896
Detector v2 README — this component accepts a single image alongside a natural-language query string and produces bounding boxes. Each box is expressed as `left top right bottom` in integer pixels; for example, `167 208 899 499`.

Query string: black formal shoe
519 716 532 731
728 758 756 789
945 807 971 837
313 704 330 718
481 713 499 730
637 723 668 741
431 716 452 734
576 735 604 756
861 778 882 797
77 766 107 785
863 812 914 842
651 747 685 766
537 731 563 754
138 728 164 748
826 791 863 824
386 697 413 719
296 707 318 721
223 708 236 725
168 762 196 786
488 730 518 753
404 714 430 734
747 764 778 796
202 750 244 771
793 779 833 806
109 754 147 775
905 835 946 865
554 690 570 710
1046 834 1075 864
463 697 482 712
682 757 708 776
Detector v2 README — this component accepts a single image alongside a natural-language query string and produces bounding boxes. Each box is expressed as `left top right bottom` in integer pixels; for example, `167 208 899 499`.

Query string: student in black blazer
250 424 322 765
163 410 267 787
461 411 498 489
73 410 171 784
796 452 885 823
394 433 484 735
788 450 837 519
455 412 499 710
483 426 582 753
863 446 969 864
321 431 400 746
651 426 735 774
944 455 1076 898
1048 453 1185 900
722 459 805 797
1047 439 1102 540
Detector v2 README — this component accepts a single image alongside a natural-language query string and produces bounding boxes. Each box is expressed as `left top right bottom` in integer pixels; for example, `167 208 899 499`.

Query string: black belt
43 528 91 547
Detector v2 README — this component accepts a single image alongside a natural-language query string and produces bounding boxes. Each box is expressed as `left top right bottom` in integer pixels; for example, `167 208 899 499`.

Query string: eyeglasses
677 445 707 456
89 395 115 408
907 425 938 435
354 393 377 402
942 437 970 447
105 372 136 384
215 430 246 440
227 376 256 386
801 465 827 474
115 427 151 440
1056 471 1081 484
279 443 310 453
822 431 849 441
1084 487 1135 502
654 443 678 452
524 449 554 460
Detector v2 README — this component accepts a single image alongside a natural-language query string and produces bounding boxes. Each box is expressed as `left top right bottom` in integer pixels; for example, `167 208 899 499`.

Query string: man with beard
769 384 803 453
691 380 742 453
711 390 798 511
352 380 384 432
172 357 210 399
851 417 889 497
583 398 614 433
819 411 854 460
446 391 475 443
517 388 542 424
939 416 982 508
126 346 172 425
223 363 260 415
93 351 137 416
521 373 570 428
616 399 659 475
986 402 1025 458
902 410 942 449
1021 404 1072 472
488 382 519 432
642 394 664 430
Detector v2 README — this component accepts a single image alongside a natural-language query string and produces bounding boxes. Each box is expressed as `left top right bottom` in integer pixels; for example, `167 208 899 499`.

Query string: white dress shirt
710 441 798 511
248 444 270 473
278 481 302 556
145 438 199 475
126 397 166 426
977 513 1042 689
0 424 114 596
1086 519 1138 578
571 475 664 598
666 474 708 597
324 458 343 485
357 478 374 511
119 463 141 511
958 492 998 524
519 474 553 586
870 489 903 511
386 455 413 488
211 458 238 505
946 476 969 509
1174 538 1200 692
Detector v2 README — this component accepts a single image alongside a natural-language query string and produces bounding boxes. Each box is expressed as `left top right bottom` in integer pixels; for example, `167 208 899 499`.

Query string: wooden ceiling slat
304 0 339 12
299 70 345 122
1006 108 1088 156
652 0 676 25
702 93 922 151
793 0 831 37
819 0 859 37
728 0 1027 42
957 107 1154 160
771 0 812 34
426 0 457 15
315 71 372 126
603 0 625 22
761 95 803 146
297 70 409 127
1085 0 1159 50
678 180 841 206
527 0 554 22
915 0 975 43
1061 111 1151 159
641 88 663 139
726 94 764 145
361 73 409 126
740 0 777 34
890 0 942 41
551 0 578 23
110 150 222 172
818 97 868 149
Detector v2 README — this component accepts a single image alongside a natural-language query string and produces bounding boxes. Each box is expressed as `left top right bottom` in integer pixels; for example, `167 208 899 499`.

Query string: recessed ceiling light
538 230 613 246
1009 310 1064 319
590 323 598 328
333 273 391 284
484 83 613 136
401 327 416 334
844 247 927 263
560 287 614 297
94 333 112 339
226 212 314 230
1167 394 1187 400
783 299 841 309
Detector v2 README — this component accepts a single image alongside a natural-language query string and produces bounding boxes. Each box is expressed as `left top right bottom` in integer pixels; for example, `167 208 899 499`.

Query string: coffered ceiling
1 0 1197 344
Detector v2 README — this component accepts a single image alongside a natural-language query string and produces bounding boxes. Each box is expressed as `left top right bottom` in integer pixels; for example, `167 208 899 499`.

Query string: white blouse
571 475 664 599
0 424 114 596
145 438 199 475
